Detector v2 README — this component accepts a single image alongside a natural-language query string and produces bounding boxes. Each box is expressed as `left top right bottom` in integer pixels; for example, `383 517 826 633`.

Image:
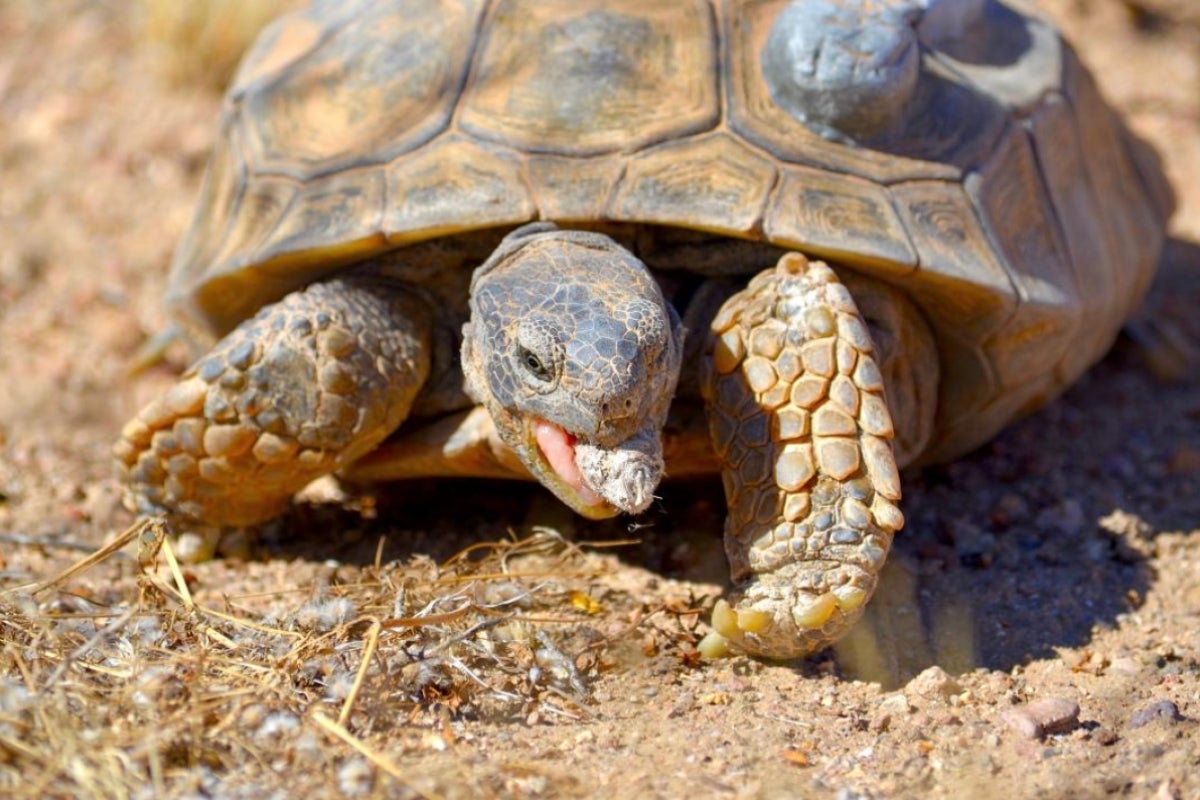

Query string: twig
419 616 506 659
0 533 102 553
432 569 600 586
190 603 304 639
380 600 474 630
441 653 523 703
755 710 814 729
9 518 154 597
159 535 193 609
373 535 387 570
338 620 381 727
0 732 42 763
532 692 587 722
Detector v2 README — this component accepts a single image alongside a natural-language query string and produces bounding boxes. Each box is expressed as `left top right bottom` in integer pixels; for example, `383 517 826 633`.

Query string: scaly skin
115 234 916 661
697 253 906 659
114 274 432 526
460 224 683 518
116 225 683 532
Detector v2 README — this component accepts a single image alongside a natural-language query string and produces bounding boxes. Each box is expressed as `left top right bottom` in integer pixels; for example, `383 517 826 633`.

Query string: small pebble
905 666 961 701
1000 697 1080 740
1128 700 1182 729
1109 656 1143 676
1000 708 1041 740
879 692 911 714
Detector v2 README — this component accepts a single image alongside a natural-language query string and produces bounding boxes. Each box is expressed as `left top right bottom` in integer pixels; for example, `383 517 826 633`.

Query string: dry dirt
1 1 1198 798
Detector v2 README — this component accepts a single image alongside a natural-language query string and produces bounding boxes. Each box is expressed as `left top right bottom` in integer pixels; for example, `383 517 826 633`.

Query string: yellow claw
736 608 772 633
697 630 734 659
833 584 868 612
792 592 837 629
704 600 770 657
711 598 740 638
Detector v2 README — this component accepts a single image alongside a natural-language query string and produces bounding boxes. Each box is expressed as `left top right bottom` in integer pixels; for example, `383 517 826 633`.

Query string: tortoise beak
521 416 621 520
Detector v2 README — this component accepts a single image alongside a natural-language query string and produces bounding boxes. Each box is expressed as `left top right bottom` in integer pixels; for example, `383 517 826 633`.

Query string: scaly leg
114 272 432 529
698 253 907 659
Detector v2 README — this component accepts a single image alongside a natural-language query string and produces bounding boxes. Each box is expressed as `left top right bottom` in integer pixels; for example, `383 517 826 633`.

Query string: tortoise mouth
524 417 618 520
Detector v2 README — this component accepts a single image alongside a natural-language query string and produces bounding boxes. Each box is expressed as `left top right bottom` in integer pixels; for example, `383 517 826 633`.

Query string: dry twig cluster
0 521 704 797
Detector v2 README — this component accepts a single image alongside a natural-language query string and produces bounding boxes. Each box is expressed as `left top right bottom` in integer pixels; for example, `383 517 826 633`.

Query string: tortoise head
462 223 684 519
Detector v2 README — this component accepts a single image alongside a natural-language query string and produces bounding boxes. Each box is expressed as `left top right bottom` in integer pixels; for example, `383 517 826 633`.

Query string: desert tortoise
115 0 1173 659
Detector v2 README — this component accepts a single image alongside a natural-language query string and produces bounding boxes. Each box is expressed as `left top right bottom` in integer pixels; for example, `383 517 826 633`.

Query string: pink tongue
533 420 605 507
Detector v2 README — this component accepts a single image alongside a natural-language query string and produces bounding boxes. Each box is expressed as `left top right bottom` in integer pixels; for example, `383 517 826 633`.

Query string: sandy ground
0 1 1197 798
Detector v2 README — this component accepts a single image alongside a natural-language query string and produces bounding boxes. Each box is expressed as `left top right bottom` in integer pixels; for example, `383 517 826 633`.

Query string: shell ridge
600 160 632 223
227 11 353 103
962 163 1024 333
705 0 727 133
1018 118 1088 312
449 0 500 134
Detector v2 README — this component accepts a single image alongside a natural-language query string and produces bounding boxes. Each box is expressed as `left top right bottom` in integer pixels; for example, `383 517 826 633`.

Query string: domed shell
169 0 1172 461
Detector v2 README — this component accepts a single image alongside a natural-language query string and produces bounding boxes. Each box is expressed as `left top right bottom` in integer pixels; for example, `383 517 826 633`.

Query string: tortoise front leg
114 272 433 530
698 253 907 659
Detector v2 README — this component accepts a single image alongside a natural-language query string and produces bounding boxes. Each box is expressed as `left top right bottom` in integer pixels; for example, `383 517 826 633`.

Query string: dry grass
0 522 702 798
136 0 302 91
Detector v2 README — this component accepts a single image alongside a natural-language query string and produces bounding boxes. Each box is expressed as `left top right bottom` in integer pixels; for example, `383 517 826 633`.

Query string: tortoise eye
519 347 552 381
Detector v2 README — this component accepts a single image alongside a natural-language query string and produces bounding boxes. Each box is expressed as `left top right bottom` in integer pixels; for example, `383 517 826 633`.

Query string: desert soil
1 1 1198 798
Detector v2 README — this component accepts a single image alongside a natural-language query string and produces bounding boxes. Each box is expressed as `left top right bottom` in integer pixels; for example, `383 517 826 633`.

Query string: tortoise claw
702 253 905 659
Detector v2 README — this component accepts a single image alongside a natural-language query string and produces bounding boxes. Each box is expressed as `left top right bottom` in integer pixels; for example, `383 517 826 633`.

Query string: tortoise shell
167 0 1172 463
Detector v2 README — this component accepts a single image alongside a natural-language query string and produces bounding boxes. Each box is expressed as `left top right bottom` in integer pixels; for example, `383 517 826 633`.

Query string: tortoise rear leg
698 253 920 659
114 272 433 545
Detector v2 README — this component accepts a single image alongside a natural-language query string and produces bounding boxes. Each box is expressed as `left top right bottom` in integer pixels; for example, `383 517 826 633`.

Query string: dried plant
0 520 705 797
